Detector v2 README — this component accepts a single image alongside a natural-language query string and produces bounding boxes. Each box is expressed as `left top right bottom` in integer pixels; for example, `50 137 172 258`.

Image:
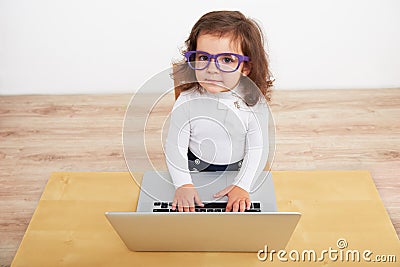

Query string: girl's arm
233 104 269 192
165 93 204 211
214 103 270 212
165 93 193 188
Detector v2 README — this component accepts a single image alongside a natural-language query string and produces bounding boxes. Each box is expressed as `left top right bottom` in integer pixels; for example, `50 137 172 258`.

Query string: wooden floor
0 89 399 267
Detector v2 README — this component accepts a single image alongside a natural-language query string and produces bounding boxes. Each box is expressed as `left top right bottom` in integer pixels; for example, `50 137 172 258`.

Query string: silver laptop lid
105 211 301 252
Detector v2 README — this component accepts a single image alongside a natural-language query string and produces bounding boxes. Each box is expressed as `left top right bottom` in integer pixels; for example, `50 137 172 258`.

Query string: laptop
105 171 301 252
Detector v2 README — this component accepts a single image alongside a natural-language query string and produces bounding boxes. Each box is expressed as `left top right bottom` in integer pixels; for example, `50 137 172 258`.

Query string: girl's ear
242 62 252 76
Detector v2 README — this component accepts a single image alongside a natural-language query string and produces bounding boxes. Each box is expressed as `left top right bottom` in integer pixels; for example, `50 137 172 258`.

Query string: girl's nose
206 58 219 73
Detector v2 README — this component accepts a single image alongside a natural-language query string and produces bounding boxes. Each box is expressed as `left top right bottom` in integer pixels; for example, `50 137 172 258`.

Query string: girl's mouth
205 79 223 83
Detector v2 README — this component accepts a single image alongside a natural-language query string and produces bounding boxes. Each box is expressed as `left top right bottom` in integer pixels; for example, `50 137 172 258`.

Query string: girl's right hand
171 184 204 212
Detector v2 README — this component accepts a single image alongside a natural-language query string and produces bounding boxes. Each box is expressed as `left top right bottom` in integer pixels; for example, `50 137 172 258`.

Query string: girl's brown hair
173 10 274 106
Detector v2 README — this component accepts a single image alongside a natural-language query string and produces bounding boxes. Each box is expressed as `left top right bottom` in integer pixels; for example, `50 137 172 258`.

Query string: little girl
165 10 274 212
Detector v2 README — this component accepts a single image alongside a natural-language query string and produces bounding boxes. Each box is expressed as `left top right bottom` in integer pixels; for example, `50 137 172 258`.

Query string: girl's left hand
213 185 251 212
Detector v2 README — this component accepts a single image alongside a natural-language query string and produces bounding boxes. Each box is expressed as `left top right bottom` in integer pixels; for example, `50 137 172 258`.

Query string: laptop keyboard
152 201 261 212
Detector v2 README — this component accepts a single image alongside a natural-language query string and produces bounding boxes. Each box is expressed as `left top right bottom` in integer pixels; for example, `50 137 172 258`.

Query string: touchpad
191 172 228 202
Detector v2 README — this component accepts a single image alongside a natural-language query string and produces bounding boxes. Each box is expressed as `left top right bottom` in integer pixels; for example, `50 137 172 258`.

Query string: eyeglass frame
184 50 250 73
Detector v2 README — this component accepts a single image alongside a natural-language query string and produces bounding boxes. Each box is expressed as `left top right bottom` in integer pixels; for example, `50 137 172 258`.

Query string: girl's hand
172 184 204 212
213 185 251 212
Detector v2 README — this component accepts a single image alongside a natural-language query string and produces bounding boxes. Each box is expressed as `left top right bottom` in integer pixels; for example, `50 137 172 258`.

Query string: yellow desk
12 171 400 266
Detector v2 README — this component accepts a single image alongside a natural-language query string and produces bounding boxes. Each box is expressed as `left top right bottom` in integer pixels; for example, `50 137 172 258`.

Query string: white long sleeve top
164 85 269 192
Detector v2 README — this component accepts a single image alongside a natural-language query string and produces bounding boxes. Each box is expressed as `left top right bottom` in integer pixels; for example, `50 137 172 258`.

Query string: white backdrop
0 0 399 95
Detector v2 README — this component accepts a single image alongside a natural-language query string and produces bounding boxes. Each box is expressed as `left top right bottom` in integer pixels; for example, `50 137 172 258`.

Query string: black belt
187 149 243 172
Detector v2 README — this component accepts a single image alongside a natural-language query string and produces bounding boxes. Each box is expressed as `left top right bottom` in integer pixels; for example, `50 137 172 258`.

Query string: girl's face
195 33 250 94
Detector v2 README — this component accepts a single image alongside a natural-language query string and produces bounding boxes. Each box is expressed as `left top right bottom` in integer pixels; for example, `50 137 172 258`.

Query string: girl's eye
198 55 209 61
221 57 235 64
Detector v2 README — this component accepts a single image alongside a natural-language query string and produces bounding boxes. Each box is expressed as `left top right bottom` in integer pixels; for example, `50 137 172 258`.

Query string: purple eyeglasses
184 50 250 73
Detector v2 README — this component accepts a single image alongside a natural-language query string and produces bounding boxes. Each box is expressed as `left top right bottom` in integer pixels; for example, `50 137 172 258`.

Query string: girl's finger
213 189 225 198
214 185 232 198
172 198 178 210
194 193 204 207
246 198 251 210
225 200 233 212
183 199 190 212
232 201 240 212
178 200 184 212
239 200 246 212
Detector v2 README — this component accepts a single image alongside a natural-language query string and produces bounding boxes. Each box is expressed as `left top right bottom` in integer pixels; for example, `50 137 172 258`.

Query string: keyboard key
200 202 227 209
161 202 168 208
245 209 261 212
154 202 161 206
153 209 169 212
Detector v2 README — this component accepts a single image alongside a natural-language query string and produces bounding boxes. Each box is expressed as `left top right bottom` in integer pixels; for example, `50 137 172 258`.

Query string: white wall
0 0 399 95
